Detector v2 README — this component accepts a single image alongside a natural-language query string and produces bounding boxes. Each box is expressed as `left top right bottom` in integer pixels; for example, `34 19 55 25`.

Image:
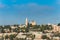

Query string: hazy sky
0 0 60 25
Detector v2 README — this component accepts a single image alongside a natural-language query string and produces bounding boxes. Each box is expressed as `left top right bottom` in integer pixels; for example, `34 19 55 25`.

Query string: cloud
0 0 16 8
0 3 55 15
11 3 55 17
12 3 54 10
0 3 54 10
0 2 11 10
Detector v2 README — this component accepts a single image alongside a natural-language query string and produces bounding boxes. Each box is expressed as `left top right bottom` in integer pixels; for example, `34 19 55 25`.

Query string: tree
0 26 4 33
40 25 45 32
31 35 35 40
13 28 20 33
29 24 32 27
25 28 29 32
40 24 53 32
4 25 11 32
48 25 53 30
26 34 35 40
41 35 50 39
5 35 9 40
13 24 19 27
9 35 13 40
58 23 60 26
9 34 16 40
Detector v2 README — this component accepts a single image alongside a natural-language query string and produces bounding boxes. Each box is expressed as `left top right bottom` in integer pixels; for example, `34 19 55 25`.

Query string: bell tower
25 18 28 26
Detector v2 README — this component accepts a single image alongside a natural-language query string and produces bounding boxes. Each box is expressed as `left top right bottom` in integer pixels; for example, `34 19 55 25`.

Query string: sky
0 0 60 25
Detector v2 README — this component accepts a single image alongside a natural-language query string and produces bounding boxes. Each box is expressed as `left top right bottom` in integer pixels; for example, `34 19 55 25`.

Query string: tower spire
25 18 28 26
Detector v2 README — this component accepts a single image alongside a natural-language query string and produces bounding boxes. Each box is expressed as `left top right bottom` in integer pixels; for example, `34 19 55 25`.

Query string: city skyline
0 0 60 25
